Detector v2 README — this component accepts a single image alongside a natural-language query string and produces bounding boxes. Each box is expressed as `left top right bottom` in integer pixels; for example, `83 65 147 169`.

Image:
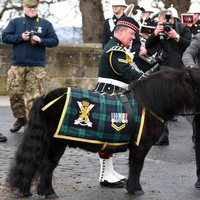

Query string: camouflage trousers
7 66 47 118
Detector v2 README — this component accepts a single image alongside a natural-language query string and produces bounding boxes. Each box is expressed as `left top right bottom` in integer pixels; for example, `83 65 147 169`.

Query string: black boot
0 133 7 142
10 118 27 133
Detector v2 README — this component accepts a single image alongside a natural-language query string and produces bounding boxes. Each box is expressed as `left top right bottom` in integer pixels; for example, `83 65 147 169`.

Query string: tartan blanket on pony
42 87 145 149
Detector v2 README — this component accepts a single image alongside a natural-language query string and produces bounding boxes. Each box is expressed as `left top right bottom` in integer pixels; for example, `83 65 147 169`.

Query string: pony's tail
7 95 48 195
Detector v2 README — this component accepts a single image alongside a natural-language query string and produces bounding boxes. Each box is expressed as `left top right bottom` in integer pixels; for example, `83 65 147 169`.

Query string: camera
29 30 37 45
163 12 172 32
140 25 155 35
181 13 194 25
163 22 172 32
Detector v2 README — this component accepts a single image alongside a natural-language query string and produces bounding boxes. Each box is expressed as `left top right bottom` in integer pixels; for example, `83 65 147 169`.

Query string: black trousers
193 114 200 177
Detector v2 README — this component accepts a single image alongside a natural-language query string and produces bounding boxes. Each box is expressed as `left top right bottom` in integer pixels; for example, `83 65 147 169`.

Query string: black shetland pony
7 66 200 198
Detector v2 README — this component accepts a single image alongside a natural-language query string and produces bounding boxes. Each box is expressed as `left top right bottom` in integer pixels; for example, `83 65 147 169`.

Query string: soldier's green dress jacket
98 37 142 84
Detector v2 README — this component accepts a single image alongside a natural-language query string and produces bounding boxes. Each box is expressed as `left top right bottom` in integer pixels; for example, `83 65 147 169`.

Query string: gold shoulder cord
109 51 122 76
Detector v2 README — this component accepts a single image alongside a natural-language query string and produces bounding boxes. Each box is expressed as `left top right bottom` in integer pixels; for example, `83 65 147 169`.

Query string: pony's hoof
134 190 144 196
127 190 144 196
15 191 32 197
127 187 144 196
45 193 59 199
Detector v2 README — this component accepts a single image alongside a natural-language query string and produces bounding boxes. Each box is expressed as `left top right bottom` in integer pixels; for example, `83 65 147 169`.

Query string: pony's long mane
130 67 197 119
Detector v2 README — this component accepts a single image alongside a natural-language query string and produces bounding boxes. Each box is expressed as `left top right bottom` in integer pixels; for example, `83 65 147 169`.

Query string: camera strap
22 16 40 31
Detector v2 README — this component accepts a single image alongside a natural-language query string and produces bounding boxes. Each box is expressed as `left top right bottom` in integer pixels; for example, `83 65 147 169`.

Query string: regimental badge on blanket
74 100 95 127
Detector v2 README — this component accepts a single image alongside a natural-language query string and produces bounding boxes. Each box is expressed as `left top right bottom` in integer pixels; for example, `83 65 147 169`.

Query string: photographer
145 10 191 145
2 0 59 133
146 10 191 69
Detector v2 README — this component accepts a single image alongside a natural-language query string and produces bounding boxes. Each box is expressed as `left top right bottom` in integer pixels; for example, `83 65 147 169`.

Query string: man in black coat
145 9 192 145
184 3 200 146
182 33 200 188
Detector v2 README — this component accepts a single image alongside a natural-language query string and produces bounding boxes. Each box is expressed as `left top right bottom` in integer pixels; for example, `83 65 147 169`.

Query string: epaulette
106 46 126 54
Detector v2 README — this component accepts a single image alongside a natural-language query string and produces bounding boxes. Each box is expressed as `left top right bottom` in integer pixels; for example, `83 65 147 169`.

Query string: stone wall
0 43 102 95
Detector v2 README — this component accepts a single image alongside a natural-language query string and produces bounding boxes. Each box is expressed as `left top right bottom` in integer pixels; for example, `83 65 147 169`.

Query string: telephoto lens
30 30 37 45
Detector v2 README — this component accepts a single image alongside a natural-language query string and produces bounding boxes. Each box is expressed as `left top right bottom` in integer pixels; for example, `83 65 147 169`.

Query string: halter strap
119 94 146 146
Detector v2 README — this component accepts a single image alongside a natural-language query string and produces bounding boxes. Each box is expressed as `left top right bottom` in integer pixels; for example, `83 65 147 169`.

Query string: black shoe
154 137 169 146
10 118 27 133
195 177 200 188
0 133 7 142
100 179 126 188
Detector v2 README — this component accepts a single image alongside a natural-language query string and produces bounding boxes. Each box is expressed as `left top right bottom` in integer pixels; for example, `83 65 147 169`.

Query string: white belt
98 77 129 90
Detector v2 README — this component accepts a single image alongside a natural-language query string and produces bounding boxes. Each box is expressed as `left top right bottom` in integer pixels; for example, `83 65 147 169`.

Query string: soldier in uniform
187 2 200 35
95 16 142 187
102 1 142 56
140 6 157 26
0 133 7 142
2 0 59 133
101 0 127 49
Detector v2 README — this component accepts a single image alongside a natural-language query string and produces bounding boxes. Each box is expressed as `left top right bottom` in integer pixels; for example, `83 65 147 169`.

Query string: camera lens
164 25 171 32
30 30 36 45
